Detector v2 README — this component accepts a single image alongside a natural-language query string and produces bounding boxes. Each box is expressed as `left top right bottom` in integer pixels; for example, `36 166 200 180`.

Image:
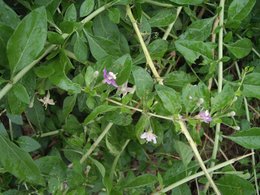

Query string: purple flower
140 131 157 144
198 110 212 123
103 68 118 87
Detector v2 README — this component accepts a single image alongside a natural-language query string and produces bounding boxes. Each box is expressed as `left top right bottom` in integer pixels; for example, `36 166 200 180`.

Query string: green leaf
134 39 168 65
174 140 193 167
84 105 118 124
63 95 77 119
149 9 177 27
169 0 203 5
0 134 45 185
47 31 64 44
7 7 47 75
164 71 196 90
0 24 13 66
217 175 255 195
180 17 214 41
227 0 256 28
155 85 182 114
104 112 132 126
132 67 153 99
242 84 260 99
123 174 157 188
108 7 121 24
114 54 132 85
13 83 30 104
171 184 192 195
0 0 20 29
175 40 214 63
7 113 23 125
74 33 89 62
80 0 95 17
64 4 77 22
135 114 150 143
211 84 234 113
225 38 252 59
34 64 55 78
85 33 122 60
225 127 260 149
25 100 45 132
7 90 26 114
89 157 106 178
49 60 81 94
17 136 41 153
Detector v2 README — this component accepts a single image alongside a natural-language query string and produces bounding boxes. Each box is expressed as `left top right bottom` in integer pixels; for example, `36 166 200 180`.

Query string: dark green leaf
84 105 118 124
114 54 132 85
155 84 182 114
132 67 153 99
0 134 44 185
74 33 89 62
175 40 214 63
0 0 20 29
164 71 196 89
17 136 41 152
13 83 30 104
169 0 203 5
149 9 177 27
227 0 256 28
108 8 121 24
34 64 55 78
180 17 214 41
80 0 95 17
225 127 260 149
63 95 77 119
64 4 77 22
7 113 23 125
225 38 252 59
217 175 255 195
89 157 106 178
123 174 157 188
211 84 234 113
174 140 193 166
7 7 47 75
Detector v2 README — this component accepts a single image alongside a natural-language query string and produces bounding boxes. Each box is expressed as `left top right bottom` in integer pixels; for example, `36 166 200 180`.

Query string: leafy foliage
0 0 259 194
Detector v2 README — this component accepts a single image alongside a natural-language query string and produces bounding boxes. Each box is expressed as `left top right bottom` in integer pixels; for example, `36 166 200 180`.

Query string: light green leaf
155 84 182 114
13 83 30 104
17 136 41 152
225 127 260 149
0 134 45 185
132 67 153 99
84 105 118 124
7 7 47 75
180 17 215 41
175 40 214 63
174 140 193 167
225 38 252 59
227 0 256 28
242 72 260 99
80 0 95 17
217 175 255 195
164 71 196 89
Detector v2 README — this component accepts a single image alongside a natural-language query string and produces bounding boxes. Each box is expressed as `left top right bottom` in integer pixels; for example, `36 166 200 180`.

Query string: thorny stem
126 5 163 84
234 62 259 195
178 119 221 195
162 7 182 40
153 152 253 194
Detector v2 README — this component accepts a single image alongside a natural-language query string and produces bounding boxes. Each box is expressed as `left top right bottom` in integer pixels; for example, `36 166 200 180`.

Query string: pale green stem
106 97 173 121
162 7 182 40
0 45 56 101
126 5 163 84
143 0 174 8
153 152 253 194
68 122 113 168
178 119 221 195
35 129 64 138
234 62 259 195
204 0 225 192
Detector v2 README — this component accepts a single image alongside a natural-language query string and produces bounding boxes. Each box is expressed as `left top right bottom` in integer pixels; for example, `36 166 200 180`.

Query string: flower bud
227 111 236 117
233 126 240 131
